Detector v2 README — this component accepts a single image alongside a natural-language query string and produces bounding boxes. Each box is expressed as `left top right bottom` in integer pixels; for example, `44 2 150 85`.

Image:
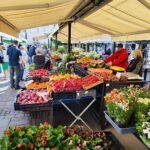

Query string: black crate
14 89 52 111
73 63 88 77
52 91 76 100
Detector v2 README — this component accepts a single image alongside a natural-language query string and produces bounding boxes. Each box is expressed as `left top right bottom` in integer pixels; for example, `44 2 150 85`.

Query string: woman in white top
20 46 28 80
1 45 9 79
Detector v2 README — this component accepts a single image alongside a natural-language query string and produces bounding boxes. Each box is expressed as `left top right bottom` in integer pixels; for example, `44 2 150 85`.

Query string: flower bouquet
105 88 135 126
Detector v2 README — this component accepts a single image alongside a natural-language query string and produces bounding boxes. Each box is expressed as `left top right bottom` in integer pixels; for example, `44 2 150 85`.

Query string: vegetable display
52 78 83 93
17 89 52 104
25 82 49 89
29 69 48 77
0 123 120 150
50 74 80 81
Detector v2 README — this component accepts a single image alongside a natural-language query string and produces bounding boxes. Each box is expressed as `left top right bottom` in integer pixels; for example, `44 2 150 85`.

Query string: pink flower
69 140 73 146
82 141 87 147
96 145 101 150
76 146 81 150
43 121 49 126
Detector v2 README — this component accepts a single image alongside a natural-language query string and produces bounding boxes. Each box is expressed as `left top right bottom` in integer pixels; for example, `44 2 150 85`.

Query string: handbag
0 56 4 64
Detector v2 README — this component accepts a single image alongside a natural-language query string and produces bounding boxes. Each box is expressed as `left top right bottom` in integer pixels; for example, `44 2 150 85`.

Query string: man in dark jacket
28 44 36 64
7 40 23 89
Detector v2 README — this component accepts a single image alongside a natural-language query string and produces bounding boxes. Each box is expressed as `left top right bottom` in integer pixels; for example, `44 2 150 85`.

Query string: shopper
127 50 143 76
7 40 23 89
20 46 28 81
0 44 4 75
28 44 36 64
104 43 128 70
1 44 9 79
33 49 45 70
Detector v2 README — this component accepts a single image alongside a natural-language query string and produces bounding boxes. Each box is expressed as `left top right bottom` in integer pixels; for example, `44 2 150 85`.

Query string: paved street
0 75 30 137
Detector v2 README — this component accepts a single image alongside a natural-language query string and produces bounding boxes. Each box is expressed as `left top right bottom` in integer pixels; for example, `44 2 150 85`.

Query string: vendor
33 49 45 70
127 50 143 76
103 43 128 70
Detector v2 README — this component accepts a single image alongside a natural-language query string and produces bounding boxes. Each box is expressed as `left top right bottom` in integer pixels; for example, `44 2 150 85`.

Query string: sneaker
15 86 23 90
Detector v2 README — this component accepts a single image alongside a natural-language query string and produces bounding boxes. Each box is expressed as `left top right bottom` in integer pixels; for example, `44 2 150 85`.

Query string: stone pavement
0 76 30 137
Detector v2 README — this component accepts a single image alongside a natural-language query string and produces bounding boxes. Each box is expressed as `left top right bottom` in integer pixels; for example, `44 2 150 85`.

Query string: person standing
20 46 28 81
7 40 23 89
1 44 9 79
33 49 45 70
28 44 36 64
0 43 4 75
103 43 128 70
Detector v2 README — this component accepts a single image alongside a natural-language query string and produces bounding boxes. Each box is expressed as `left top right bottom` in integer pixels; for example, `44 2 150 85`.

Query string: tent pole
55 32 58 50
0 36 3 43
48 38 50 48
113 42 116 53
68 22 72 53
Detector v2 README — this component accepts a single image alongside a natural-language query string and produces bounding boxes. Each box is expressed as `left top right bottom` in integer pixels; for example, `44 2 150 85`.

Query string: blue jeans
28 56 32 64
20 69 24 80
10 65 20 88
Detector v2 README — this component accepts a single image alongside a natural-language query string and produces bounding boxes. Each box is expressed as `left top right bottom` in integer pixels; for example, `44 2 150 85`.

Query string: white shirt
3 50 9 62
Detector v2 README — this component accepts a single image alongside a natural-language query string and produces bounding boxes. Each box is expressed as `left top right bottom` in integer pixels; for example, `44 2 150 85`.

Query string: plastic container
52 91 76 100
104 111 137 134
76 89 96 99
14 89 52 111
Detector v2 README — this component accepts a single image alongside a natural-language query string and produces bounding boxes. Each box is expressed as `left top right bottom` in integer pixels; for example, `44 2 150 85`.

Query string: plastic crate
14 89 52 111
76 89 96 99
73 63 88 77
104 111 137 134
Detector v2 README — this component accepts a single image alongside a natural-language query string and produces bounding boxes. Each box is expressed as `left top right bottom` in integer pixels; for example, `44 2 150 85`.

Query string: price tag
116 72 121 79
24 80 33 86
106 84 110 87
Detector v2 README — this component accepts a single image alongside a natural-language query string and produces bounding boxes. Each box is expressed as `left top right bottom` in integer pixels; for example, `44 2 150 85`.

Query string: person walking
7 40 23 89
1 44 9 79
20 46 28 80
0 43 4 75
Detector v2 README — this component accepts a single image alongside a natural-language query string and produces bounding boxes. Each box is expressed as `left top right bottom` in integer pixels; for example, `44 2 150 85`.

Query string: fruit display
81 74 103 90
25 82 49 89
52 55 61 60
77 56 91 64
0 123 122 150
29 69 48 77
110 66 125 72
29 75 49 82
50 74 80 81
17 89 51 104
72 48 84 53
52 78 83 93
80 51 100 59
89 68 112 75
93 72 119 82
